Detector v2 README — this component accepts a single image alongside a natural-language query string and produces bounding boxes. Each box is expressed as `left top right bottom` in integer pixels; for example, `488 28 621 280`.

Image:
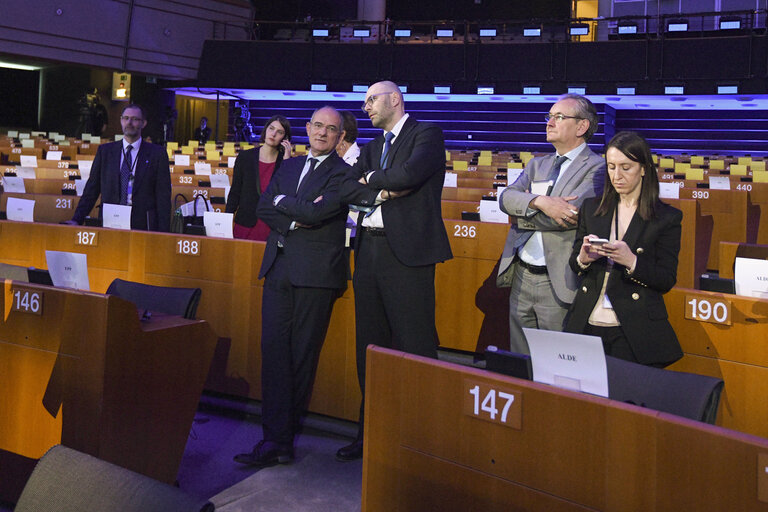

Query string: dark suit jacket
256 152 349 290
565 198 683 366
72 140 171 231
339 116 452 267
226 147 284 227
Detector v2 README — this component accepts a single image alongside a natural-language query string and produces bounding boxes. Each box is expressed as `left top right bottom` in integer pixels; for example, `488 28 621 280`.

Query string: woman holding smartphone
565 131 683 367
227 115 292 241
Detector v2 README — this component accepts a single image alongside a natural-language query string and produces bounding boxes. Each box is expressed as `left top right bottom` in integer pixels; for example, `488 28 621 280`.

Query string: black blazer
339 116 452 267
256 152 350 290
226 147 284 227
565 198 684 366
72 140 171 231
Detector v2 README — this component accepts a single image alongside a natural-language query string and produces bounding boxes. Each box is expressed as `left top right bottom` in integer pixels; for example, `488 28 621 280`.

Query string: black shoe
234 440 294 466
335 439 363 462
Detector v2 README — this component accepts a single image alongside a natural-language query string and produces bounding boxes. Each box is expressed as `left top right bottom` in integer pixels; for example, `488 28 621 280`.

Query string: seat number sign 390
463 379 522 430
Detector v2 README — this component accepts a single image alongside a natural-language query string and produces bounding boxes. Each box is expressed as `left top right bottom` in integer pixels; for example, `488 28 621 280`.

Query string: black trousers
352 229 438 437
260 252 338 446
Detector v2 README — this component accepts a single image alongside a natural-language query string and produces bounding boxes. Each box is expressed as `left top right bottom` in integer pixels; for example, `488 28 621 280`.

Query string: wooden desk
0 282 216 501
363 346 768 511
665 287 768 438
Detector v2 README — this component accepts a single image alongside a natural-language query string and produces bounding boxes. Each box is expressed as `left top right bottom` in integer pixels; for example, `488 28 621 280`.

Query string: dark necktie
297 157 318 192
547 155 568 195
380 132 394 169
120 145 132 205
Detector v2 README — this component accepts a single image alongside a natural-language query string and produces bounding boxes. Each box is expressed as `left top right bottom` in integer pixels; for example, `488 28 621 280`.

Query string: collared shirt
362 113 410 229
121 138 141 206
275 150 333 230
342 141 360 165
518 142 587 267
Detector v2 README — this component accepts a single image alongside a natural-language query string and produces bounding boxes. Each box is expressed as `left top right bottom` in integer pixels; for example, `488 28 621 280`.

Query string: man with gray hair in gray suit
498 94 605 353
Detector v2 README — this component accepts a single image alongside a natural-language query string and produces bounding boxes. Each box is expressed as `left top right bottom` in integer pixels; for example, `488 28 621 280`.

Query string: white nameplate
708 176 731 190
102 203 132 230
659 182 680 199
45 250 90 291
228 156 237 168
479 198 508 223
194 162 212 175
210 174 230 188
16 167 36 179
78 160 93 173
21 139 35 148
19 155 38 168
6 197 35 222
46 150 63 161
203 211 234 239
443 172 458 188
2 176 26 193
175 154 191 166
75 179 87 196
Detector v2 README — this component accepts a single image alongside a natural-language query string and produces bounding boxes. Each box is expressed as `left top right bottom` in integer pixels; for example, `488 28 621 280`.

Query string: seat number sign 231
463 379 522 430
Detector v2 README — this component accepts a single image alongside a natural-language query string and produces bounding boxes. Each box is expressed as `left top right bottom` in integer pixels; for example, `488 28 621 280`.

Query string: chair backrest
15 445 214 512
606 355 724 424
106 278 202 319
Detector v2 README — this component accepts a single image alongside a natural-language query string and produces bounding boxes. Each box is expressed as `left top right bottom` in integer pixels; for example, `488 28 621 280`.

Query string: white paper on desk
478 198 508 223
55 134 66 142
507 169 523 186
102 203 132 230
224 186 230 203
175 154 190 166
734 257 768 298
49 131 59 138
530 180 554 196
78 159 93 173
19 155 37 168
45 250 89 291
708 176 731 190
659 182 680 199
7 130 18 138
525 327 608 398
204 211 234 239
75 179 87 196
443 172 457 188
2 176 26 193
15 167 36 179
46 151 62 161
210 174 230 188
21 139 35 148
5 197 34 222
228 156 237 168
18 133 30 139
194 162 212 175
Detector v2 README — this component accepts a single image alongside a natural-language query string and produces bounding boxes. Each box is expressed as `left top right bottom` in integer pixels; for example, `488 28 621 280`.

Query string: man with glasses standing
69 104 171 231
497 94 605 353
337 81 452 461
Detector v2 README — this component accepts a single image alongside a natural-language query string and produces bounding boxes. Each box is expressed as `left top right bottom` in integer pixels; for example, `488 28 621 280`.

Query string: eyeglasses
545 113 583 123
361 92 392 112
309 121 339 133
120 116 143 123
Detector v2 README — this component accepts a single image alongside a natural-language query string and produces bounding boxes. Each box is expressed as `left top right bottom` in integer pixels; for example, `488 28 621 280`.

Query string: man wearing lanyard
337 81 452 461
497 94 605 353
70 104 171 231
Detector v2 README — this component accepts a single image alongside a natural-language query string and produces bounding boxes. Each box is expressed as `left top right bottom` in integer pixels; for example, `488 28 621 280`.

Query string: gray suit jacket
497 144 605 304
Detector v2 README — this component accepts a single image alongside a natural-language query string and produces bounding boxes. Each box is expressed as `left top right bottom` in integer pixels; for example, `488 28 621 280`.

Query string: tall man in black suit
69 104 171 231
337 81 453 461
233 106 350 467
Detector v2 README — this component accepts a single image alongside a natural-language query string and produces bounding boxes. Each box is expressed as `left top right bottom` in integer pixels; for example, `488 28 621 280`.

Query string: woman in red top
227 115 292 240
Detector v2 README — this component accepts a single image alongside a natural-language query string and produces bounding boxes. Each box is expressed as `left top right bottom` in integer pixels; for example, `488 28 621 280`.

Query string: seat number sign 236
463 379 522 430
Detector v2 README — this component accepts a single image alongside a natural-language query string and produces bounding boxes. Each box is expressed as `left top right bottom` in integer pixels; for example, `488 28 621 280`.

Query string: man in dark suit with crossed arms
337 81 453 461
234 106 349 467
69 104 171 231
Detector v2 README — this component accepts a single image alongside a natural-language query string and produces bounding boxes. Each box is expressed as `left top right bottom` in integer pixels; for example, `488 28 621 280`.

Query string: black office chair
606 355 724 424
106 278 202 319
15 445 214 512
